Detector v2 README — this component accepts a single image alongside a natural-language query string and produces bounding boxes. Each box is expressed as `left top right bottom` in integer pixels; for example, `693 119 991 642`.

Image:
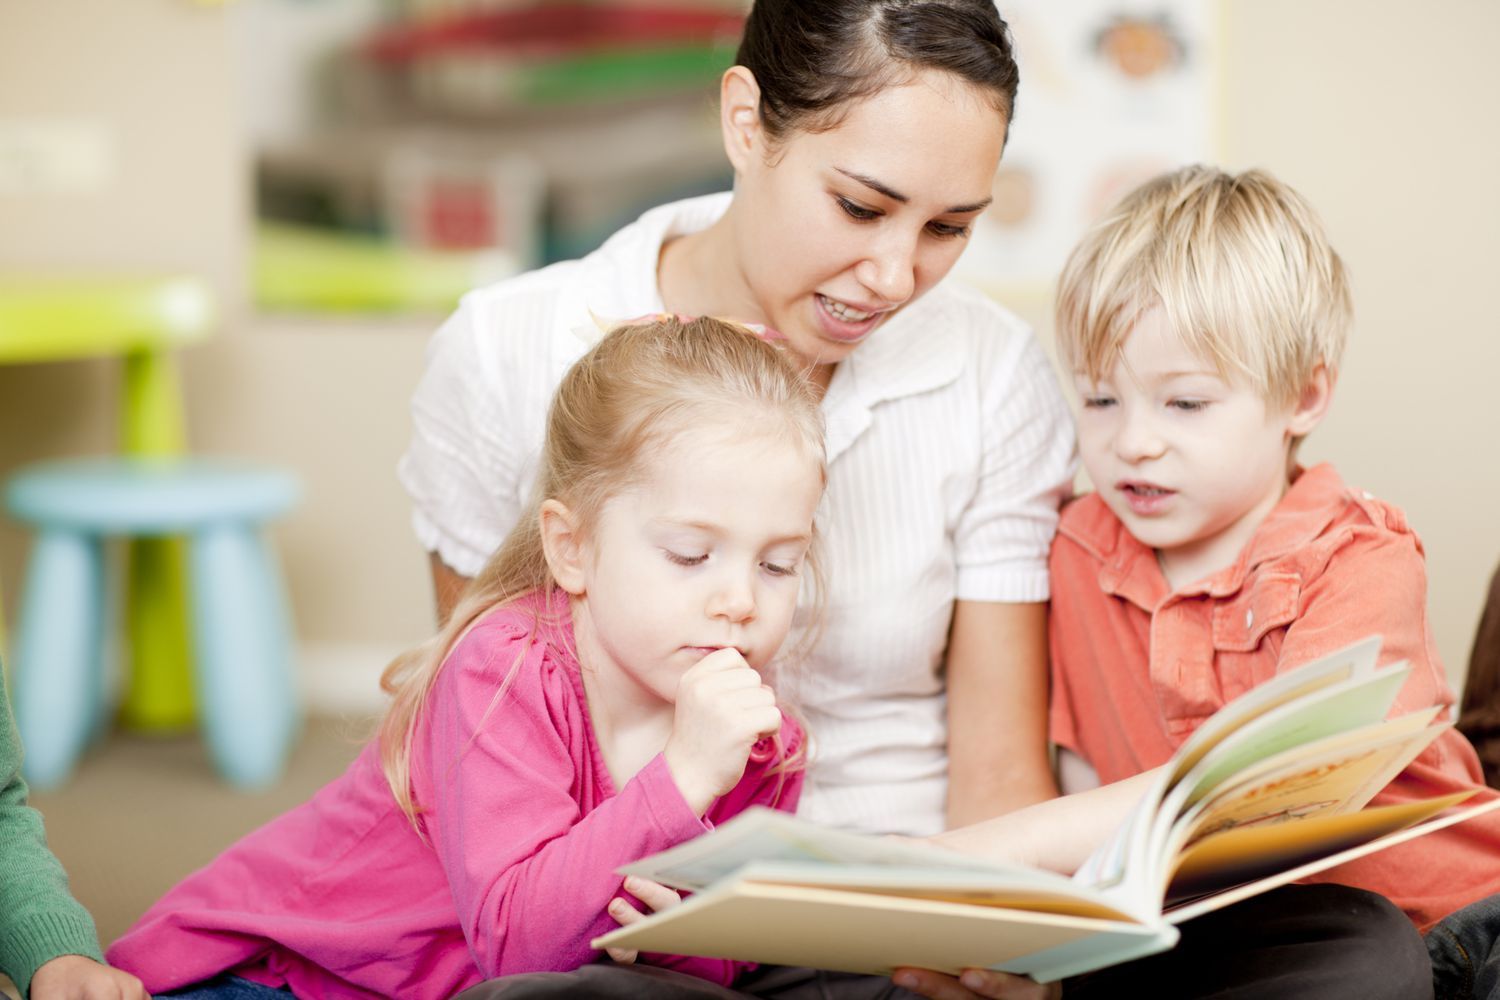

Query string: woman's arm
945 600 1058 828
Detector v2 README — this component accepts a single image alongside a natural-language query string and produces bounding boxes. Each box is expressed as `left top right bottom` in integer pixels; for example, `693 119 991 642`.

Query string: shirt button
1245 609 1255 629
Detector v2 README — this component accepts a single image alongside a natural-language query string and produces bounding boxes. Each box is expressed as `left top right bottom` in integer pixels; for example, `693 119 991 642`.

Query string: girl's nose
707 571 756 623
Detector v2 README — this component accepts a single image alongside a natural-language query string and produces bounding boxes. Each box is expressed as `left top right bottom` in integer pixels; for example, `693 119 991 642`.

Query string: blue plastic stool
5 457 300 789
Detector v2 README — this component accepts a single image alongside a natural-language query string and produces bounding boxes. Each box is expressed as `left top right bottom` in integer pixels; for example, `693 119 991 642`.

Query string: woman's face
728 69 1008 369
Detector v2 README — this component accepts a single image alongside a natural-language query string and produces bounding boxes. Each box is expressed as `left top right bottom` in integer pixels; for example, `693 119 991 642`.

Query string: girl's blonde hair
1056 165 1352 409
378 315 827 822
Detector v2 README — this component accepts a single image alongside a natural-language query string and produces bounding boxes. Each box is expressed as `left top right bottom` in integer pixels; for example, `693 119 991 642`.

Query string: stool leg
188 523 298 788
15 529 105 789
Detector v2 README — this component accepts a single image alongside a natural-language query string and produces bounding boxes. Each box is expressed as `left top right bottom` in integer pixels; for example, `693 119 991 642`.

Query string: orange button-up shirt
1049 463 1500 930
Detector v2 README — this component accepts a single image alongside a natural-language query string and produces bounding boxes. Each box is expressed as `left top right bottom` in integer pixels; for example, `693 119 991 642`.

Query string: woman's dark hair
736 0 1019 144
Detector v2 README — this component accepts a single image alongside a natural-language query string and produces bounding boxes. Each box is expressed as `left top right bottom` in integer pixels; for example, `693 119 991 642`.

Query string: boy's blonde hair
1056 165 1352 408
378 315 827 823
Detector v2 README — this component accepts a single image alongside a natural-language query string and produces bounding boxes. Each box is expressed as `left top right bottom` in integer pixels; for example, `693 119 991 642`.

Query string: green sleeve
0 668 104 999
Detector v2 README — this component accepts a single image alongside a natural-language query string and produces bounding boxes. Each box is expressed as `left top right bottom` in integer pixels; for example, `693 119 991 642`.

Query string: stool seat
7 458 298 534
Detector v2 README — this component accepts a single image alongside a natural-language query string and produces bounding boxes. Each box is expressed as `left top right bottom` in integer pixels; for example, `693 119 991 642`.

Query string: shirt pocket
1212 573 1302 651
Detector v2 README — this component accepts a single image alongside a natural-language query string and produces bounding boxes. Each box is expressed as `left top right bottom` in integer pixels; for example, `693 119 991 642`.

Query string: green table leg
118 349 195 730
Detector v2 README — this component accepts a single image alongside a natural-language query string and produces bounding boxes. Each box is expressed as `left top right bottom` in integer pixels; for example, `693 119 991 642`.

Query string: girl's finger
606 946 639 965
623 875 683 912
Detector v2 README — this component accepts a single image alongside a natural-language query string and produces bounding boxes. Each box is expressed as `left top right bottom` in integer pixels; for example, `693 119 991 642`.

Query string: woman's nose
855 234 917 305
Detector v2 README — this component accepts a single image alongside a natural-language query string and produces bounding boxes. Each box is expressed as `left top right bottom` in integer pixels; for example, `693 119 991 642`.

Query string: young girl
106 316 826 1000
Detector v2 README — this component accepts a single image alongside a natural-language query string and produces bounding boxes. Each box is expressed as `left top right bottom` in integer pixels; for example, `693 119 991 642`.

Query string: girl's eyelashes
836 195 880 221
664 550 708 567
1079 394 1117 409
761 560 800 578
1168 398 1210 412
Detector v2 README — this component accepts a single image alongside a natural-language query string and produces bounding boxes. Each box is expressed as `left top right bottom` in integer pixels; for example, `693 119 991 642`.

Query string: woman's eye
665 551 708 567
836 196 880 221
926 220 972 240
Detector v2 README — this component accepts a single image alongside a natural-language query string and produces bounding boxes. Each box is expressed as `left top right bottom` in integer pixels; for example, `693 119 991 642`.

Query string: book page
593 878 1177 983
1165 635 1383 783
620 808 1012 892
1174 661 1410 806
1165 793 1490 920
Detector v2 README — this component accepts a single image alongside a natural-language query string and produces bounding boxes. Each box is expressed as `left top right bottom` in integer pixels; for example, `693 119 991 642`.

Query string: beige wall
1 1 1497 708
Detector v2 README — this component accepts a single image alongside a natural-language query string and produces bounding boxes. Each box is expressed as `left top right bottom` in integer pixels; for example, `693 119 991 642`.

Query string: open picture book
593 635 1500 982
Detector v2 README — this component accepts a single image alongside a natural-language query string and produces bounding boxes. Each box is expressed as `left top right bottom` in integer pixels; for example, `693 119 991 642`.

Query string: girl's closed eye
1080 394 1117 409
664 550 708 567
761 559 800 578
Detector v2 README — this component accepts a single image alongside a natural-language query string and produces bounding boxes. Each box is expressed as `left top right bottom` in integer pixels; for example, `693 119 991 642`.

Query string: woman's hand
893 967 1060 1000
29 955 149 1000
604 876 683 965
664 648 782 814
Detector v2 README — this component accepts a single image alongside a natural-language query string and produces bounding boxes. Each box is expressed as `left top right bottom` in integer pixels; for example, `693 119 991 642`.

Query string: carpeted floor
28 714 370 948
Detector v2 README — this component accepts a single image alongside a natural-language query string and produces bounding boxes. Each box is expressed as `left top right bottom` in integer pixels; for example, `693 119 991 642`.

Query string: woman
400 0 1072 842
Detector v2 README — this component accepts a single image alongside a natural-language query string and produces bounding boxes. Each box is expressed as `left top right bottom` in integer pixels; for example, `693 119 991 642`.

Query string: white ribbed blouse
399 193 1076 836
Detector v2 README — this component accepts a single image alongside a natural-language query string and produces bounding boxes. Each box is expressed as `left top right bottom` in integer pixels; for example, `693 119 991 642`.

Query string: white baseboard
296 640 401 718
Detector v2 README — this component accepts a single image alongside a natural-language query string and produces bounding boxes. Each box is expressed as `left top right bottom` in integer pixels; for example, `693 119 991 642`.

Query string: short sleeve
953 328 1077 603
398 295 537 577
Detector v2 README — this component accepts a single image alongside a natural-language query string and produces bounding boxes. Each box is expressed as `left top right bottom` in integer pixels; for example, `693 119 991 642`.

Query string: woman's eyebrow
834 167 992 214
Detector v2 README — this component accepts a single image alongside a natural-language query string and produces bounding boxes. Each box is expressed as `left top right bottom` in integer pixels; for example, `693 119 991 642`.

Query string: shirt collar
1061 463 1352 610
822 294 965 462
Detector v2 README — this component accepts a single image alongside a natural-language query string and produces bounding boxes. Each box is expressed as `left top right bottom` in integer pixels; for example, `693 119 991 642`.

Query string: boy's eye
925 220 972 240
665 551 708 567
836 196 880 222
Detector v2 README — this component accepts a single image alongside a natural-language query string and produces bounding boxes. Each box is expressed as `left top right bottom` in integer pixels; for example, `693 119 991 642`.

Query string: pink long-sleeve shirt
108 590 803 999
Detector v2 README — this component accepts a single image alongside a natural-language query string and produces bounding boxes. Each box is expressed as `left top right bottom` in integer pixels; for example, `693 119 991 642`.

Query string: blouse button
1245 609 1255 629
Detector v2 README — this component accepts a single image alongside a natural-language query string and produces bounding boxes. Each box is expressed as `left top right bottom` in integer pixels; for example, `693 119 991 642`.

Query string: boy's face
1073 307 1322 590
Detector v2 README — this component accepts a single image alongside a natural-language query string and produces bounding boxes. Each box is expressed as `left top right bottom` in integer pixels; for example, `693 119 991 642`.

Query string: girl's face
567 420 822 717
726 69 1007 371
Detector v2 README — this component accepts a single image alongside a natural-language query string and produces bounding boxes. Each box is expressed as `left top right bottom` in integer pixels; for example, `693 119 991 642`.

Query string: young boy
901 165 1498 1000
1042 166 1500 995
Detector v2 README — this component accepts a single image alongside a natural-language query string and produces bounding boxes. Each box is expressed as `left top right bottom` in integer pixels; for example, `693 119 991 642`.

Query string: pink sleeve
414 622 712 979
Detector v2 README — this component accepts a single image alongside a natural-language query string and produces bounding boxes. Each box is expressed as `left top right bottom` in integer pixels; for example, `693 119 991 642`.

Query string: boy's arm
0 682 105 998
946 601 1059 828
931 768 1162 875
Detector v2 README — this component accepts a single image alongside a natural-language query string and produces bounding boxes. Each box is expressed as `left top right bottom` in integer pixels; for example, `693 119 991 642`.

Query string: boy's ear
539 499 588 595
720 65 763 174
1286 363 1336 438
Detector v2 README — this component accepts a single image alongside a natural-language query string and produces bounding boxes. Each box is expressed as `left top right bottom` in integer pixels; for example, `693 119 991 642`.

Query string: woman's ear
1286 363 1336 438
720 65 763 174
539 499 588 595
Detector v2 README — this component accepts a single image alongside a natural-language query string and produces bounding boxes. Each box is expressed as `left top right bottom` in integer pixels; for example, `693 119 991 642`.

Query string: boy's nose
1113 414 1166 462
